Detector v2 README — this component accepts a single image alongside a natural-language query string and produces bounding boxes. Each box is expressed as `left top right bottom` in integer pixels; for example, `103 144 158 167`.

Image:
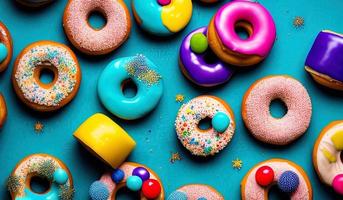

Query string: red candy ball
255 166 275 187
142 179 161 199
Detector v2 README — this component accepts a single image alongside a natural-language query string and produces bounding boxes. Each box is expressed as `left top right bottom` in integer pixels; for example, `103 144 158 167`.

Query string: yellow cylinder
73 113 136 168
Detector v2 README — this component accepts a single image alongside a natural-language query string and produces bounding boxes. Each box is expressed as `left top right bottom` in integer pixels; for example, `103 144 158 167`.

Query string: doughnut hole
121 78 138 98
269 99 288 119
115 187 140 200
203 50 219 65
341 151 343 164
29 175 51 194
198 117 212 132
87 10 107 30
234 20 253 40
268 185 289 200
34 61 58 89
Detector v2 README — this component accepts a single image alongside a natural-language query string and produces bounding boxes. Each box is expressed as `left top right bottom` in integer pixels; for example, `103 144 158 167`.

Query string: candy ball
212 112 230 133
53 168 69 184
167 191 187 200
278 171 300 193
126 176 143 191
157 0 171 6
332 174 343 195
142 179 162 199
111 168 125 184
89 181 109 200
255 166 274 187
190 33 208 54
132 167 150 182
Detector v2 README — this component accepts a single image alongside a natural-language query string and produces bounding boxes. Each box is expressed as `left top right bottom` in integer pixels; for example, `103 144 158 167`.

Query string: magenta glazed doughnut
63 0 131 55
242 76 312 145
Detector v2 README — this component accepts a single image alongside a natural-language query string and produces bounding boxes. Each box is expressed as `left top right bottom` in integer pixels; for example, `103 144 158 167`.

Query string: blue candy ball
111 168 125 184
89 181 109 200
53 168 68 184
278 171 300 193
212 112 230 133
126 176 143 191
167 191 187 200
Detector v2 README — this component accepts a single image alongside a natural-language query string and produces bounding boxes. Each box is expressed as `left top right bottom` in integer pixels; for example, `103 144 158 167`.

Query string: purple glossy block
305 31 343 82
179 27 234 87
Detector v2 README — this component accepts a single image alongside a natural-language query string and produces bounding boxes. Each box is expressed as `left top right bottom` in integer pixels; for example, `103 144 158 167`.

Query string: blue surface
0 0 342 199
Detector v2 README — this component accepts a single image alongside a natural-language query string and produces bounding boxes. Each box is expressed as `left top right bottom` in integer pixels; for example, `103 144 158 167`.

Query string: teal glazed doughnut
98 55 163 120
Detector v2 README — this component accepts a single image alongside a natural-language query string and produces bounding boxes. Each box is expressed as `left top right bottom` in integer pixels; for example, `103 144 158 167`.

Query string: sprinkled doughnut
179 26 234 87
168 184 224 200
313 121 343 195
132 0 192 36
175 95 235 156
305 30 343 90
0 93 7 128
98 55 163 120
12 41 81 112
7 154 74 200
242 76 312 145
89 162 164 200
16 0 54 7
241 159 312 200
208 0 276 66
63 0 131 55
0 21 13 72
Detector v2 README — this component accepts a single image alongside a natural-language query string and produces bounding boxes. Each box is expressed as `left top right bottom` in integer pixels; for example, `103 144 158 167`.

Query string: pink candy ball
333 174 343 195
157 0 171 6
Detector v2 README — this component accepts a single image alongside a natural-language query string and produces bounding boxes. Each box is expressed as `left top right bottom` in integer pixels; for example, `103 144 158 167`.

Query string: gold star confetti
293 16 304 28
175 94 185 103
232 158 243 170
34 121 44 133
170 152 182 163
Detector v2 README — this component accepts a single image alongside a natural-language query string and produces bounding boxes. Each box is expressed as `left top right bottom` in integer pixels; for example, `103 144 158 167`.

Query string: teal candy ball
212 112 230 133
89 181 109 200
126 176 143 191
167 191 187 200
0 43 8 63
53 168 68 184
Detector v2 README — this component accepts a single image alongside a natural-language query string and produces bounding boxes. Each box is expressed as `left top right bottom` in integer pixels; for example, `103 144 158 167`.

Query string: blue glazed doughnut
97 55 163 120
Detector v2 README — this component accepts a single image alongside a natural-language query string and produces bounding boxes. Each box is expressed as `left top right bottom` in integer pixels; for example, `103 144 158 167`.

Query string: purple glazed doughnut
305 30 343 90
179 27 234 87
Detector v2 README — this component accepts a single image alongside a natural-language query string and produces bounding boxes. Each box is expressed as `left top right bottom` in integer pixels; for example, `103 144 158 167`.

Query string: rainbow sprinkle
232 158 243 170
14 45 79 106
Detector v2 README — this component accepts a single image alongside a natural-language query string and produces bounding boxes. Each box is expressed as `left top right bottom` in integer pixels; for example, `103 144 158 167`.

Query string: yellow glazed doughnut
0 93 7 128
74 113 136 168
12 41 81 112
313 121 343 195
0 21 13 72
7 154 74 200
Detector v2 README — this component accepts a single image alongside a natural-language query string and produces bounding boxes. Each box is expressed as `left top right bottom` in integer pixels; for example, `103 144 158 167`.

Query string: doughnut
7 154 74 200
98 55 163 120
0 93 7 128
16 0 54 7
168 184 224 200
0 21 13 72
179 26 234 87
74 113 136 168
305 30 343 90
241 159 312 199
132 0 192 36
242 76 312 145
12 41 81 112
175 95 235 156
313 121 343 195
89 162 164 200
207 0 276 66
63 0 131 55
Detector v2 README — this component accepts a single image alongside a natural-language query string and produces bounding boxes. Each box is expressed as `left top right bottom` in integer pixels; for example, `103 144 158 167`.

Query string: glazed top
214 0 276 57
305 31 343 82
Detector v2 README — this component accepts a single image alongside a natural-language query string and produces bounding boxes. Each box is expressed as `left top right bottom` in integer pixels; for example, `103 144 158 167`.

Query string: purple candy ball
132 167 150 181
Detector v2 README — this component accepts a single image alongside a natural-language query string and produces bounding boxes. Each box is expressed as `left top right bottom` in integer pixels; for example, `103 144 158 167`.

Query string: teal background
0 0 342 199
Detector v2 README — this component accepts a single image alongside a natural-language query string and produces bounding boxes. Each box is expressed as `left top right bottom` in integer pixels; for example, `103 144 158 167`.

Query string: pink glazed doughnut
242 76 312 145
208 0 276 67
63 0 131 55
